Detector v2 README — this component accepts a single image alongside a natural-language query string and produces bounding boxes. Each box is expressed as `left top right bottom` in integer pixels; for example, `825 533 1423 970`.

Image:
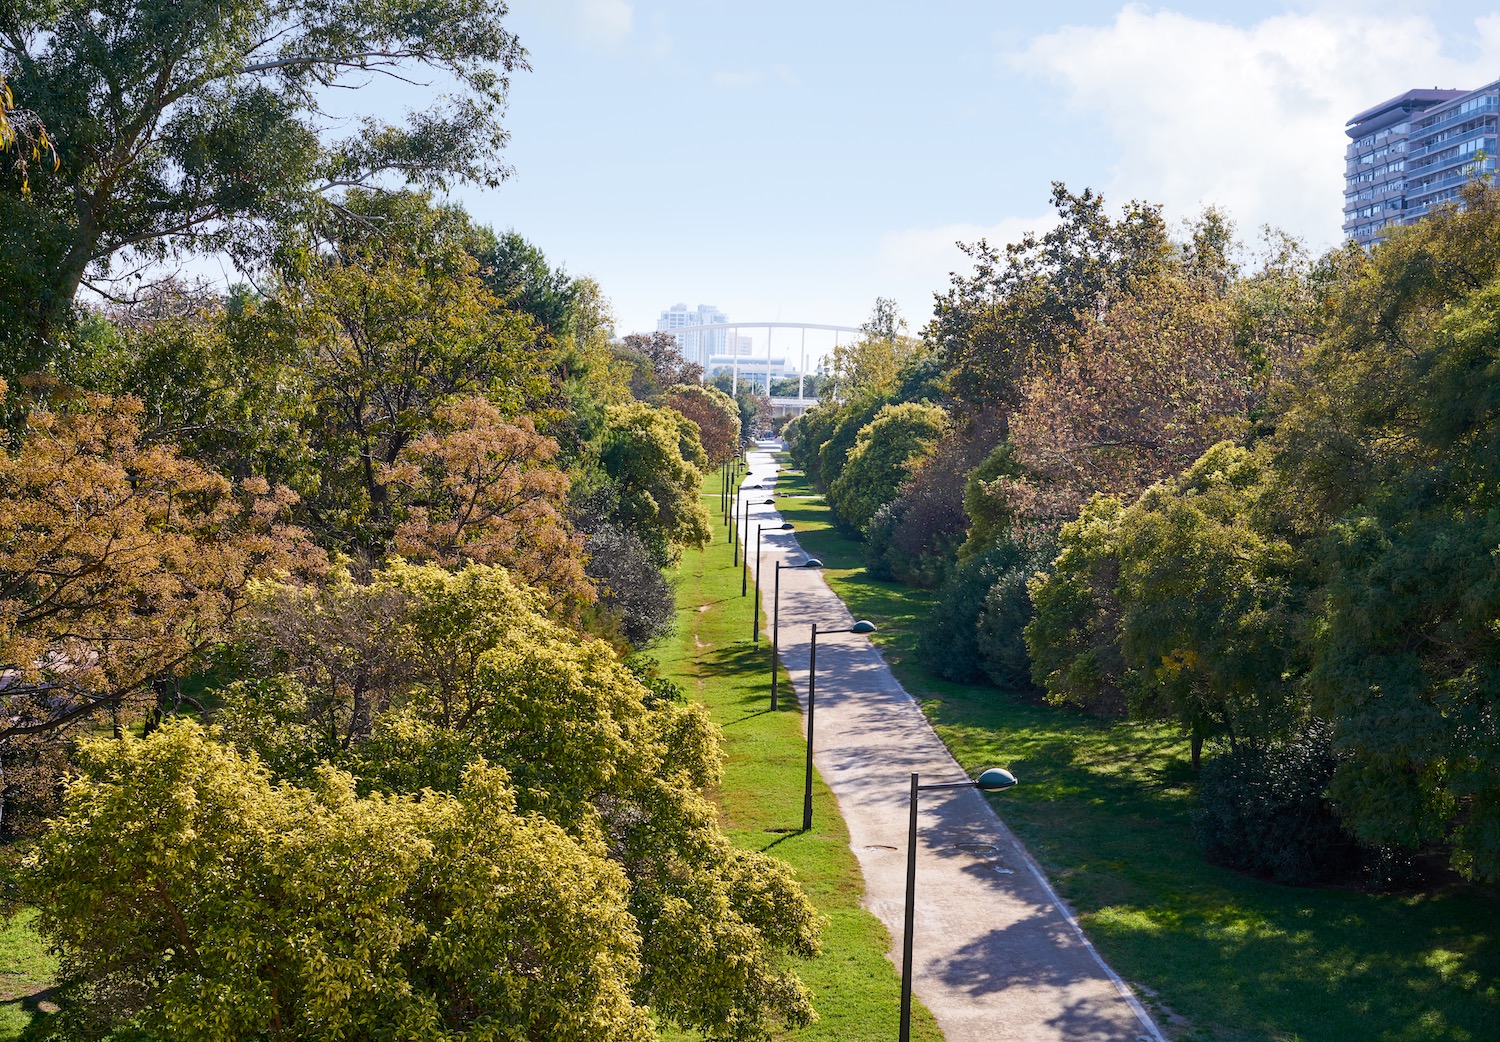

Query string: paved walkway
738 445 1164 1042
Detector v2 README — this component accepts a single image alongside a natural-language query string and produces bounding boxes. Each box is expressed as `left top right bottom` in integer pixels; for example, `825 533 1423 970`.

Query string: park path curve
739 445 1165 1042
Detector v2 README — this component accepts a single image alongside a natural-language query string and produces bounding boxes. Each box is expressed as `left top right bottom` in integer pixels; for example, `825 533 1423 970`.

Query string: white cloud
1013 4 1500 249
710 65 801 90
877 215 1056 285
515 0 633 49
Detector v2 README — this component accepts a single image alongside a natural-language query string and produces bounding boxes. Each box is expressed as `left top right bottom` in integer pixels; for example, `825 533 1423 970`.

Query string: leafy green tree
827 402 946 531
272 203 545 561
821 298 925 401
476 228 579 337
597 402 712 566
814 392 889 494
223 561 822 1039
1115 442 1303 767
1024 496 1133 717
0 0 526 367
1273 184 1500 879
30 721 655 1041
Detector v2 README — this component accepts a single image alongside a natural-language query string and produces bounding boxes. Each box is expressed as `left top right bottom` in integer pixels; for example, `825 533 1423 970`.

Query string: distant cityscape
656 303 794 385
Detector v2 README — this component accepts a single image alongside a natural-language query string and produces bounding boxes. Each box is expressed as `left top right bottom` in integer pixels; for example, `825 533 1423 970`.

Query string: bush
916 541 1029 683
862 500 904 581
584 524 676 648
1193 724 1364 886
976 562 1040 691
827 402 946 532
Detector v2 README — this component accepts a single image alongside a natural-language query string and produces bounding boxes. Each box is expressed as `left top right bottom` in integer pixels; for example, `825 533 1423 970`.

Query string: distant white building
657 304 728 366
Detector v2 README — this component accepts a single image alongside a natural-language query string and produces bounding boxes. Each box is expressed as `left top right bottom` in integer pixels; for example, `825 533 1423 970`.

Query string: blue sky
442 1 1500 358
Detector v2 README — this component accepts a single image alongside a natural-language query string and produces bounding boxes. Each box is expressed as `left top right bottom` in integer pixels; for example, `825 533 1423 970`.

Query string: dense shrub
815 393 887 493
879 431 990 587
976 561 1041 691
916 540 1030 683
1194 725 1364 886
862 500 905 581
584 524 677 648
827 402 946 532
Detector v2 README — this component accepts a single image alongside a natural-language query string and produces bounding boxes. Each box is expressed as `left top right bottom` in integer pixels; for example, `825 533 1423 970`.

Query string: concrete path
737 445 1164 1042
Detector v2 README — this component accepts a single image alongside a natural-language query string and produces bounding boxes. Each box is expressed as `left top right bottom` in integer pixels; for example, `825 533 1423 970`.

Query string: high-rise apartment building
656 304 728 366
1344 80 1499 246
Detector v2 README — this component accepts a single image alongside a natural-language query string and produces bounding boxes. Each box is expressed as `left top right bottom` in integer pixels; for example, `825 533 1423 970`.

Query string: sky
432 1 1499 359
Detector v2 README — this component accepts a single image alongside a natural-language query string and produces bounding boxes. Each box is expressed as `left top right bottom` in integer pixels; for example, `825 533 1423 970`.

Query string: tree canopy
0 0 526 365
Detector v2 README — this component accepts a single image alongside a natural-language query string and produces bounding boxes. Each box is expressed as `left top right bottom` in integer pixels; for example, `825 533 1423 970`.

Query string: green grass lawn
0 908 56 1040
774 462 1500 1042
653 462 941 1041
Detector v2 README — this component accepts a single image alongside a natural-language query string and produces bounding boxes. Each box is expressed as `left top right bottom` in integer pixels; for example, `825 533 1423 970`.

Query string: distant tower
1344 80 1499 247
656 304 728 366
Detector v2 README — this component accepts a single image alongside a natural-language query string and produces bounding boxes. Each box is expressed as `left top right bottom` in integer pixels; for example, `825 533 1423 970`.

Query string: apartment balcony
1408 122 1498 162
1412 99 1499 140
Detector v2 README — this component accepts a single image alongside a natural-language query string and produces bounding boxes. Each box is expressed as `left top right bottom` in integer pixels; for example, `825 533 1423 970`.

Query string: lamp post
732 482 755 565
898 767 1019 1042
741 499 774 595
803 619 877 831
771 557 822 709
754 522 795 641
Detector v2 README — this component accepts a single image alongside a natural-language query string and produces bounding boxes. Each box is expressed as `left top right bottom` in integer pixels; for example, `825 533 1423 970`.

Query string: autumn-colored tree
664 384 741 467
222 562 822 1039
993 273 1250 525
383 396 592 611
0 390 320 826
30 722 655 1041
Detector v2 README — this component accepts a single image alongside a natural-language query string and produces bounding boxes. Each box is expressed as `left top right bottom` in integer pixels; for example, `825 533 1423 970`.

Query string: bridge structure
659 320 861 417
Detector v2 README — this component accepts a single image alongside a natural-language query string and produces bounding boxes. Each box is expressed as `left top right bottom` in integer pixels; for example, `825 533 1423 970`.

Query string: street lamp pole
732 481 752 566
898 767 1019 1042
772 556 822 709
754 522 794 641
803 619 877 831
741 499 773 596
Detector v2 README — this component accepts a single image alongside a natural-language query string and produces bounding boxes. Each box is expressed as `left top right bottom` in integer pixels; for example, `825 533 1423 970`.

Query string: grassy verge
775 464 1500 1042
0 908 56 1040
654 463 941 1041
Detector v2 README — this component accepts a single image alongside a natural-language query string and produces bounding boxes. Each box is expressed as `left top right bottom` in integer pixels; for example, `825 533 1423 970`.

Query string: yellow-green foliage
220 561 821 1040
29 721 653 1042
600 402 713 565
826 402 946 531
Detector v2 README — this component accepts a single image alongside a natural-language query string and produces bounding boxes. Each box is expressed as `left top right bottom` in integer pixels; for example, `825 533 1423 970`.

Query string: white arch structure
661 321 861 404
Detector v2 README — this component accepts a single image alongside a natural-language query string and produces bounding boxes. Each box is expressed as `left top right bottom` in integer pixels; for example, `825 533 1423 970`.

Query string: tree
822 298 925 401
926 183 1174 421
274 202 545 561
827 402 946 532
0 0 527 365
1115 442 1303 767
664 384 741 467
0 391 321 825
1272 183 1500 880
222 561 822 1039
597 402 712 567
383 396 591 612
476 229 579 337
30 721 656 1041
0 73 54 192
616 332 704 399
997 273 1251 526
